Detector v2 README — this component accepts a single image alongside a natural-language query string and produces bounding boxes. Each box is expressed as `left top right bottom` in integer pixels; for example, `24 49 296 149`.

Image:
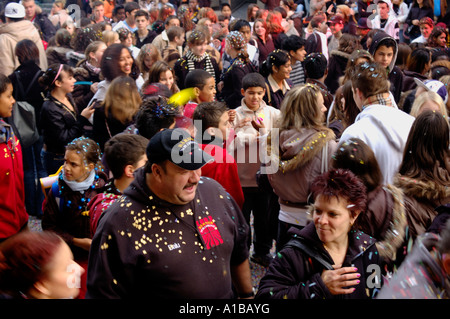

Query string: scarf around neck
361 92 393 110
185 50 216 82
62 169 96 192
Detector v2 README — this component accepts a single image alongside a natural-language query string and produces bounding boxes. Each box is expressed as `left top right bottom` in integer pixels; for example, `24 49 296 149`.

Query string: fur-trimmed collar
267 127 335 173
329 50 351 59
394 172 450 202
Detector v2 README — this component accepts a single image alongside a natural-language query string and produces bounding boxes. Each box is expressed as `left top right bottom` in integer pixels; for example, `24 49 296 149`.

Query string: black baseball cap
147 128 214 170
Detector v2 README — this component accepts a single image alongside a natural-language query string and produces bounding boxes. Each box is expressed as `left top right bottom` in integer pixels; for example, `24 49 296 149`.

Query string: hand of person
80 103 95 119
73 238 92 251
412 19 419 26
228 109 236 123
321 266 360 295
217 81 224 92
251 115 265 130
236 117 251 128
90 82 99 94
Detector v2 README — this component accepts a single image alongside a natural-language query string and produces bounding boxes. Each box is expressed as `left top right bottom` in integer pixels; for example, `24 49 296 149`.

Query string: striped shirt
290 61 305 86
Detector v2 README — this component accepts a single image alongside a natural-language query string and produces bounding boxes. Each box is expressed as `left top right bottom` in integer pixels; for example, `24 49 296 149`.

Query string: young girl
0 74 28 244
92 76 142 151
266 83 337 251
39 64 95 175
42 137 107 299
142 60 179 95
117 27 140 59
260 49 293 109
136 43 162 90
174 29 220 90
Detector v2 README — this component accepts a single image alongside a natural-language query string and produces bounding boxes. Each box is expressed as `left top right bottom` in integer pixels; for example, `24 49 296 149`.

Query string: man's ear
124 164 135 178
206 126 216 137
151 163 164 182
193 87 201 97
240 88 245 95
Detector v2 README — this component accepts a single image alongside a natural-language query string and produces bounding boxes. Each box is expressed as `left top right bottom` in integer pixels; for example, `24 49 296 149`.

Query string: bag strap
285 238 335 270
15 70 42 98
51 180 64 212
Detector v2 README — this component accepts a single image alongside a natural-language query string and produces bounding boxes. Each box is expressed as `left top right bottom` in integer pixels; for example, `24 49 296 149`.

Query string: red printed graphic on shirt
196 216 223 249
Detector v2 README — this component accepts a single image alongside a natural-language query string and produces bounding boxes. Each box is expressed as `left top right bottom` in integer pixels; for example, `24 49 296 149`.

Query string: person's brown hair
331 138 383 192
351 62 390 97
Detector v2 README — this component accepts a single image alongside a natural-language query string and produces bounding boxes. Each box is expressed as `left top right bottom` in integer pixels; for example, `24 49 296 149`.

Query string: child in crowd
42 137 108 299
161 26 185 68
192 101 244 208
174 29 221 90
182 69 217 124
0 74 28 244
229 72 281 267
89 133 148 235
39 64 95 175
135 96 179 140
136 43 162 90
117 27 140 59
143 61 179 95
304 52 333 111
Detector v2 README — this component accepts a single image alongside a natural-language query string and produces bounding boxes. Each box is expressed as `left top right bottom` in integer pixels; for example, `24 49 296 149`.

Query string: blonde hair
277 84 327 130
410 91 448 119
103 76 142 124
102 30 119 46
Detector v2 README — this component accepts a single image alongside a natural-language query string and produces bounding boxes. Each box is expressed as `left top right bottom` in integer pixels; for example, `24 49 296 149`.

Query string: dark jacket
8 61 45 132
72 61 102 111
42 171 108 260
46 46 73 66
324 50 350 94
254 35 275 66
40 94 92 154
219 59 258 109
134 30 157 49
401 70 428 92
92 105 134 152
255 222 383 299
405 6 434 40
32 13 57 42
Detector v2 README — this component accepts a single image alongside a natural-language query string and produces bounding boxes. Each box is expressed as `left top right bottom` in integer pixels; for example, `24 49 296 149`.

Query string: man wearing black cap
356 18 371 50
327 14 344 53
86 128 254 299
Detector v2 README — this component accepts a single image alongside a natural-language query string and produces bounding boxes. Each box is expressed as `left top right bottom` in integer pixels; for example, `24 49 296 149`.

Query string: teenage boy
192 101 245 209
304 53 333 110
151 16 181 52
305 14 329 60
113 1 139 33
162 26 185 68
369 0 399 40
339 62 414 185
327 14 345 52
281 35 307 86
134 10 157 49
229 73 281 267
89 133 149 234
368 30 403 104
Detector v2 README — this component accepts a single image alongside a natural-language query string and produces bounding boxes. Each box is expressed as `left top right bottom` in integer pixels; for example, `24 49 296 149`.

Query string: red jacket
200 143 244 210
0 119 28 240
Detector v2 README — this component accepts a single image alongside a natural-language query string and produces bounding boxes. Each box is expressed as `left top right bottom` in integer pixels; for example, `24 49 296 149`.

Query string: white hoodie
339 104 415 185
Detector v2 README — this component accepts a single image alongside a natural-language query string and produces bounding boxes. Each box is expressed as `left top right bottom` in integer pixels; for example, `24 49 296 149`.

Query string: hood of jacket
329 50 351 60
267 127 335 173
368 30 398 74
394 171 450 202
0 20 41 42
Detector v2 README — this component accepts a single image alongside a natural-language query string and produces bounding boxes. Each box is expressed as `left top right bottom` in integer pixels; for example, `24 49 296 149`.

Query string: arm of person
255 248 334 299
231 259 254 299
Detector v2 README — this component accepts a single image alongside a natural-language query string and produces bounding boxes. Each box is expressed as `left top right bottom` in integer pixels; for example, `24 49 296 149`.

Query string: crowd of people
0 0 450 300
